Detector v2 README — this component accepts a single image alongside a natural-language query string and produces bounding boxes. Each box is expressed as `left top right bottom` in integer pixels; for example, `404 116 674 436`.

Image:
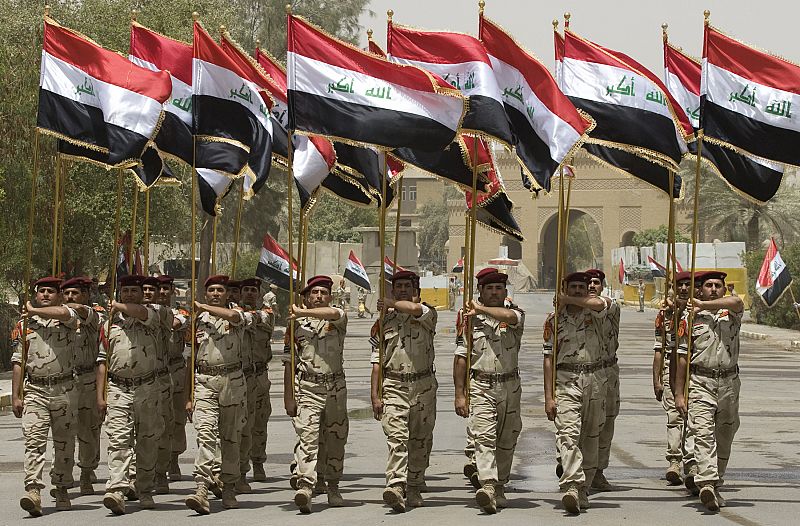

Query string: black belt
298 370 345 383
602 356 619 367
196 363 242 376
26 372 74 387
108 371 156 388
690 364 739 379
557 360 606 374
242 364 255 377
74 365 95 376
384 367 434 382
470 368 520 384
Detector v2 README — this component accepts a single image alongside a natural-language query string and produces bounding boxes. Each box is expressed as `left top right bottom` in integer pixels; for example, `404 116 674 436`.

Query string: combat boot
154 473 170 495
475 483 497 514
222 487 239 509
235 474 251 494
289 474 299 490
561 483 580 515
579 486 590 510
494 485 508 508
699 484 719 512
209 475 224 499
252 463 267 482
53 486 71 511
555 457 564 478
715 488 726 508
407 486 424 508
327 482 345 507
139 492 155 510
382 483 406 513
666 461 682 485
80 469 94 495
294 484 313 514
684 464 699 496
591 470 612 492
89 471 98 483
185 481 210 515
103 490 126 515
314 475 327 495
463 463 477 481
20 487 42 517
469 471 481 490
168 454 182 481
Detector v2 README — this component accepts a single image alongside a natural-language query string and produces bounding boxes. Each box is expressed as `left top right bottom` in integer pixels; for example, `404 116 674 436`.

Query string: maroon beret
585 268 605 282
674 271 692 283
564 271 590 285
695 270 727 284
157 275 174 285
301 275 333 295
204 274 230 288
391 270 419 284
226 280 242 290
119 275 145 288
477 270 508 287
35 276 62 289
476 267 499 282
142 276 160 288
60 277 87 291
240 277 262 289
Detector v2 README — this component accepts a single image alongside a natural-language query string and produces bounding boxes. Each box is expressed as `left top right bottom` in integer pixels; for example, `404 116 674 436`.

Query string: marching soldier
674 271 744 512
97 275 170 514
238 277 275 487
283 275 349 513
652 271 696 486
227 280 242 307
61 277 103 496
263 283 278 310
543 271 608 514
586 269 620 491
185 275 251 514
454 268 524 514
370 270 438 512
156 276 190 482
12 277 80 516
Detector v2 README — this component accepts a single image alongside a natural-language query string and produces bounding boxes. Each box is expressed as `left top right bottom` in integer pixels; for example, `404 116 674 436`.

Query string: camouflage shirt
11 311 79 377
74 305 104 370
168 307 190 361
98 307 163 377
455 302 525 373
195 310 251 368
653 308 680 353
677 308 742 369
282 308 347 375
243 306 274 365
542 306 607 364
370 304 437 372
600 297 620 359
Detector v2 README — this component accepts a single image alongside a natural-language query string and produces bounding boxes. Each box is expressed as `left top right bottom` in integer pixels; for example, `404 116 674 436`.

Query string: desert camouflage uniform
284 309 349 488
543 305 608 490
152 304 178 482
100 305 169 497
597 297 620 472
370 304 438 488
677 307 742 487
456 303 524 486
168 308 190 461
73 306 103 475
240 306 274 473
192 310 250 488
11 311 79 491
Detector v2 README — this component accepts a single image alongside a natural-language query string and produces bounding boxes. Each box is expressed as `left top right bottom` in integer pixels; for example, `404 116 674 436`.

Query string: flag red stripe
388 24 491 66
44 20 170 101
194 23 265 88
255 49 288 99
369 39 386 58
757 238 778 288
130 23 192 85
221 35 281 103
262 234 297 270
665 43 700 95
554 31 564 61
309 135 336 167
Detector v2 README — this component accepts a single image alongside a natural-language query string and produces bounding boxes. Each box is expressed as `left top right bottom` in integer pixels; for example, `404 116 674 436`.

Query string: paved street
0 292 798 525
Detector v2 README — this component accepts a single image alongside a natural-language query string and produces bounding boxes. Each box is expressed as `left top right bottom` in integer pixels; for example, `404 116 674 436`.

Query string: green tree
632 225 691 247
306 192 378 243
417 197 450 271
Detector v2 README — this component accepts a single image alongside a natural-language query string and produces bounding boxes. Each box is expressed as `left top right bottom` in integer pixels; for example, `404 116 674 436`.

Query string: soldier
674 271 744 512
238 277 275 488
97 274 170 514
156 276 190 482
283 275 349 514
11 277 79 516
454 268 524 514
370 270 437 512
586 269 620 492
543 271 608 514
185 275 251 514
263 283 278 310
227 280 242 307
652 271 695 486
61 277 103 496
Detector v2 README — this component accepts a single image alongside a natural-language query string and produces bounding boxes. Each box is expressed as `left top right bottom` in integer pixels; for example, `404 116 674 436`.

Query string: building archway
539 210 603 289
620 230 636 247
502 235 522 260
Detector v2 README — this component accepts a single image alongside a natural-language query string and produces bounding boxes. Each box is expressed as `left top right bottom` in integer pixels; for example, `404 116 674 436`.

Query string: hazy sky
358 0 800 74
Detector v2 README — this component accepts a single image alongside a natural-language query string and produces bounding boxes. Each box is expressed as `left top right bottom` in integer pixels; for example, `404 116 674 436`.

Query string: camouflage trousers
380 376 437 487
468 377 522 486
688 373 740 486
169 362 188 455
240 370 272 473
661 357 695 465
555 369 606 490
155 372 174 475
105 380 163 495
74 371 100 471
22 381 77 490
192 371 247 487
292 377 349 487
597 362 620 471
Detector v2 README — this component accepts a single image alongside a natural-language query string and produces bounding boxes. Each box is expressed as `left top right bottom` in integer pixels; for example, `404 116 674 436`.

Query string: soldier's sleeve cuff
454 345 468 357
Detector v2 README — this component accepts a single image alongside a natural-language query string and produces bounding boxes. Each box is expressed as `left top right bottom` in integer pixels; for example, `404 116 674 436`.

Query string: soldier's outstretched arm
290 304 341 321
111 301 148 321
382 298 423 317
690 295 744 313
193 302 241 323
467 300 519 324
558 294 606 312
24 302 73 322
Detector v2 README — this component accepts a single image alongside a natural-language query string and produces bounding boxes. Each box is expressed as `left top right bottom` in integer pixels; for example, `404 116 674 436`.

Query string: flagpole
789 287 800 322
129 182 139 271
561 170 573 273
552 166 565 400
51 154 62 275
231 178 244 277
56 157 67 275
392 174 402 272
465 133 481 406
301 211 309 284
143 188 151 272
189 18 199 405
378 146 388 399
211 215 218 275
104 169 124 402
658 168 676 381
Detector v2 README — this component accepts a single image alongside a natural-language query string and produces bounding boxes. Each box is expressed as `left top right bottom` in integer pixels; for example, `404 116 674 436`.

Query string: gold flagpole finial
219 25 226 38
192 11 200 22
131 9 137 23
255 39 261 51
704 10 711 25
564 12 571 28
662 23 668 42
44 4 50 17
478 0 485 15
285 4 292 15
552 19 559 31
387 9 393 22
367 28 373 40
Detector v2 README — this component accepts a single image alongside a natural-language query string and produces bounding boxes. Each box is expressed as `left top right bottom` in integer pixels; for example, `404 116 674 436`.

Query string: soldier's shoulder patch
177 307 190 316
655 311 664 329
719 309 729 317
93 305 106 313
677 319 687 338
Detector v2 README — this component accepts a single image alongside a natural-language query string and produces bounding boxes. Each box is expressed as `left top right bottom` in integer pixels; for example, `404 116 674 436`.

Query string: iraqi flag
333 143 396 206
466 168 523 242
756 238 793 307
384 256 406 282
294 135 337 211
664 40 785 203
647 255 667 278
561 29 688 174
254 46 291 165
287 15 466 151
193 22 273 184
391 134 493 191
703 25 800 170
343 250 371 291
387 21 513 147
197 168 234 216
480 16 593 192
57 140 172 188
256 234 298 291
618 258 626 285
37 18 171 168
452 257 464 273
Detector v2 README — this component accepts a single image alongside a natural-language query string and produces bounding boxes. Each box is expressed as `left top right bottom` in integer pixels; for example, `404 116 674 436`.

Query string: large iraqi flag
702 24 800 170
37 18 171 167
255 46 290 164
756 238 792 307
287 15 466 151
480 16 593 192
664 40 784 203
256 234 298 291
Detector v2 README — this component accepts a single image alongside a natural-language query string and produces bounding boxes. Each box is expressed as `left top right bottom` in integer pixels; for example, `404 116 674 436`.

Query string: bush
743 242 800 329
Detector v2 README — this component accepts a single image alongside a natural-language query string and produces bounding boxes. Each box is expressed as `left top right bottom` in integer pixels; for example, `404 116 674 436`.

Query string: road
0 292 798 525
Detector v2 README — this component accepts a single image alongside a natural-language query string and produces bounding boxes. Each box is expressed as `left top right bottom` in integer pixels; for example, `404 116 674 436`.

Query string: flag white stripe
197 168 233 196
130 55 193 125
40 51 163 138
389 56 502 103
664 69 701 129
702 60 800 133
488 54 581 164
294 135 330 194
260 247 294 277
346 258 370 282
287 52 462 131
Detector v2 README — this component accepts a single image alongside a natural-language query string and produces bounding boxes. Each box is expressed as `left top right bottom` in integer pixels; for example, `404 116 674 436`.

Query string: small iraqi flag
256 234 298 291
756 238 793 307
647 255 667 278
619 258 626 285
384 256 405 282
452 257 464 273
343 250 371 292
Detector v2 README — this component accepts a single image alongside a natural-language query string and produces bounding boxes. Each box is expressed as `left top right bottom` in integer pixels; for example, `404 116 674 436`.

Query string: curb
0 391 10 410
740 331 768 340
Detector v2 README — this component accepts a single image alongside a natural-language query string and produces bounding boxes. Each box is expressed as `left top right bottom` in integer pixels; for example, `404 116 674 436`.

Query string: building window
402 183 417 202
